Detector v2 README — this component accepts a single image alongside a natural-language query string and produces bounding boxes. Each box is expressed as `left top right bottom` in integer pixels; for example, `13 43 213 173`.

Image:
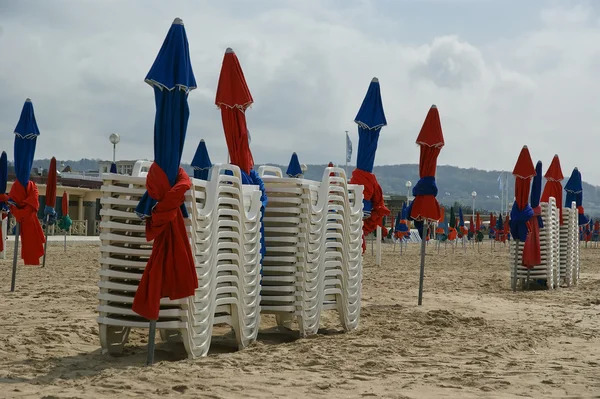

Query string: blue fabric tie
241 169 268 275
44 205 57 226
509 202 534 241
412 176 438 197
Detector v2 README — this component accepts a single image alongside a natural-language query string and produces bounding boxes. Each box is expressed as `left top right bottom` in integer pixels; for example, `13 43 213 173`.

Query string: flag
346 132 352 163
498 173 503 191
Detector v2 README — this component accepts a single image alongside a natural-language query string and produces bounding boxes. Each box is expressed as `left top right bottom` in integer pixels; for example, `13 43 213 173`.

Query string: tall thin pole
10 223 20 292
500 172 504 216
418 222 428 306
41 215 49 268
112 143 116 164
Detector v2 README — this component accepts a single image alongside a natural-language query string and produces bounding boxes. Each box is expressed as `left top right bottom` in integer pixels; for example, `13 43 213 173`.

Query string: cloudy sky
1 0 600 182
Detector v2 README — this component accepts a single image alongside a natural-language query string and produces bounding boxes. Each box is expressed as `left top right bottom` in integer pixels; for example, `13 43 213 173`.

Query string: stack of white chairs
258 166 363 336
97 163 263 358
509 198 559 289
559 202 577 287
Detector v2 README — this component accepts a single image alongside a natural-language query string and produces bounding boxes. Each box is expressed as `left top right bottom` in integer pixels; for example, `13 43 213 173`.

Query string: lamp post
406 180 412 202
109 133 120 164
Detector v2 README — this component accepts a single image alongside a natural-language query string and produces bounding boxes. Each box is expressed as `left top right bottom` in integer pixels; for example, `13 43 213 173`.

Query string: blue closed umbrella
110 163 117 174
355 78 387 173
131 18 198 366
286 152 302 177
191 139 212 180
351 77 389 239
458 208 465 228
564 167 588 226
10 99 46 288
531 161 543 228
135 18 196 219
13 99 39 188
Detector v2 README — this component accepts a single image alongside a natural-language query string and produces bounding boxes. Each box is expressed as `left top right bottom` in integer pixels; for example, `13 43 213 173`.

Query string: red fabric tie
350 169 390 253
522 206 542 268
9 181 45 265
132 164 198 321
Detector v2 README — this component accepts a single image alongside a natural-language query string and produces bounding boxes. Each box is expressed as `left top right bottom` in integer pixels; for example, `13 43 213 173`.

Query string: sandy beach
1 241 599 398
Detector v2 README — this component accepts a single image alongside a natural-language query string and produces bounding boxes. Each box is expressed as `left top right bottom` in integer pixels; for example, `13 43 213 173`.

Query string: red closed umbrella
540 154 564 224
216 48 254 174
509 147 535 291
62 191 68 216
408 105 445 306
46 158 57 208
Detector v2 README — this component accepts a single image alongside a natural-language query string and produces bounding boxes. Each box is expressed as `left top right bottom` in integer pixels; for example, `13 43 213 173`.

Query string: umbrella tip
225 47 234 54
25 98 32 102
371 77 379 83
200 139 205 142
173 17 183 25
523 145 528 148
430 104 437 108
574 167 579 171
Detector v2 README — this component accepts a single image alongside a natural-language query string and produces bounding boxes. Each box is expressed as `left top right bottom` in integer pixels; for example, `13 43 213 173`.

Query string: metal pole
41 215 49 268
376 226 382 266
0 214 6 260
418 222 428 306
146 320 157 366
112 143 116 164
10 223 20 292
512 239 519 292
64 228 67 252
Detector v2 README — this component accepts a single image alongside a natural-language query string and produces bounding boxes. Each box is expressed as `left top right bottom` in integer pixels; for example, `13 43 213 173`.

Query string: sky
1 0 600 183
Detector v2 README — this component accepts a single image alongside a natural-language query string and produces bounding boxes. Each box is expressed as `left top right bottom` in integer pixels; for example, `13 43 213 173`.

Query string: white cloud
1 0 600 184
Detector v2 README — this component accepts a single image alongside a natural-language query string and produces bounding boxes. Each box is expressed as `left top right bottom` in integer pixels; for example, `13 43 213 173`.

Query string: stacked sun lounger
509 198 559 289
97 164 263 358
559 202 577 287
258 166 363 336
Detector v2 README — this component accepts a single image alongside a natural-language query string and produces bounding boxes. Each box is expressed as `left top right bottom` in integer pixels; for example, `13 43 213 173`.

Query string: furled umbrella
468 215 475 241
541 154 564 224
216 47 268 269
458 207 468 239
448 207 457 245
0 152 8 254
435 206 445 238
489 213 496 240
110 162 118 174
41 157 58 268
495 214 504 242
522 161 543 285
191 139 212 180
9 99 46 292
564 168 588 227
132 18 198 366
407 105 444 306
286 152 302 178
57 191 72 252
349 78 390 252
504 214 510 242
594 220 600 246
476 212 483 243
395 202 410 254
509 146 535 291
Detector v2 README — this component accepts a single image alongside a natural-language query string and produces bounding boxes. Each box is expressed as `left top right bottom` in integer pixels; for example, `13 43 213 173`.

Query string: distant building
98 160 139 175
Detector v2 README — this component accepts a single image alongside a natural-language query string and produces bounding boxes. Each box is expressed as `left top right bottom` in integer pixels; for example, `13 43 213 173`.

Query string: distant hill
28 158 600 217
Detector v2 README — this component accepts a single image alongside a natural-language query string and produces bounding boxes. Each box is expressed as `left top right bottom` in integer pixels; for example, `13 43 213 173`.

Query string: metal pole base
146 320 157 366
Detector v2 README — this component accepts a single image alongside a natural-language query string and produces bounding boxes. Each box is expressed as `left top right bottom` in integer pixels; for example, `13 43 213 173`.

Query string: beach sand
1 241 599 398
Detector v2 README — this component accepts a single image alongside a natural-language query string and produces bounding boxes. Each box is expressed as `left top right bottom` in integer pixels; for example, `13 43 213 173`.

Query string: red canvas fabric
46 157 57 207
62 191 68 215
132 164 198 321
522 206 542 268
350 168 390 253
9 180 45 265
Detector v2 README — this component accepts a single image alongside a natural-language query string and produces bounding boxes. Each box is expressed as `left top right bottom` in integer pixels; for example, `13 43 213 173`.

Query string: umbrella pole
64 228 67 252
512 239 519 292
418 222 428 306
146 320 157 366
42 215 49 268
10 223 20 292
